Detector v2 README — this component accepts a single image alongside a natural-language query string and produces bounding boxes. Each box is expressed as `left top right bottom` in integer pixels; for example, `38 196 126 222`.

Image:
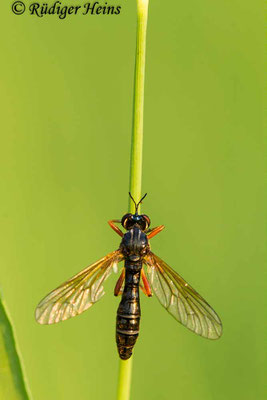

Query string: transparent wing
144 251 222 339
35 250 124 325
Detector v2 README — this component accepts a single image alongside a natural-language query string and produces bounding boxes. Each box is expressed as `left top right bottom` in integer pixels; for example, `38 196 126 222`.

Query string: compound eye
121 213 133 229
141 214 151 229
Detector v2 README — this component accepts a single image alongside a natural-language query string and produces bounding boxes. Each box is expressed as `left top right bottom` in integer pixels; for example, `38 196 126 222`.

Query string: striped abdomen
116 261 141 360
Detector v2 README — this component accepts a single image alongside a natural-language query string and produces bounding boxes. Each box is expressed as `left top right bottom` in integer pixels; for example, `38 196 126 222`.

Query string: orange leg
147 225 165 239
141 269 152 297
108 219 124 237
139 283 148 296
114 269 125 296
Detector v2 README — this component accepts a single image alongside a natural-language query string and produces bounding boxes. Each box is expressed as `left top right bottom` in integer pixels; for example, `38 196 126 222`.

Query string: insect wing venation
144 252 222 339
35 250 123 325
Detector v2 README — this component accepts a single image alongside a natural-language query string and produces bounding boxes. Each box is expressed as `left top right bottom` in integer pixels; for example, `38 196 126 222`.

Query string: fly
35 193 222 359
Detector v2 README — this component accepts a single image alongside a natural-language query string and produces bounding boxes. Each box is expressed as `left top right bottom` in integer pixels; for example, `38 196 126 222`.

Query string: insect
35 193 222 360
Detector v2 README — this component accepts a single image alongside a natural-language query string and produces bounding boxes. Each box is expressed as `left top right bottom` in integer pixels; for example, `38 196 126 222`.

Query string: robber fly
35 193 222 359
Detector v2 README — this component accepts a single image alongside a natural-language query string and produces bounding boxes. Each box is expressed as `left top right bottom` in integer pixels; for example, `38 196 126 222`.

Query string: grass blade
0 298 31 400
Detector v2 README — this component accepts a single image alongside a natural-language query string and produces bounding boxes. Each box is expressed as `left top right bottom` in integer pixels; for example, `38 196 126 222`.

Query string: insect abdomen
116 262 141 360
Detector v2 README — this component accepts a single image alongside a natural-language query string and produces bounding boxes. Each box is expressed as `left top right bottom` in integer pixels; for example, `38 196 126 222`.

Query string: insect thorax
120 225 149 262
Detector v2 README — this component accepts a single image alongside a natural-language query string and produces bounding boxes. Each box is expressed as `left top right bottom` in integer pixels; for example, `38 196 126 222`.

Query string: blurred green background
0 0 265 399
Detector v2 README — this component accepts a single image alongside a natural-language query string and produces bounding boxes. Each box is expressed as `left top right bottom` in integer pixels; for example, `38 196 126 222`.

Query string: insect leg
114 268 125 296
108 220 124 237
147 225 165 239
139 283 148 296
141 269 152 297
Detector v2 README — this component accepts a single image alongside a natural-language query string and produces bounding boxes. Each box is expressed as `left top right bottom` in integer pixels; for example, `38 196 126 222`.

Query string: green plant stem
117 1 149 400
116 358 133 400
129 0 150 213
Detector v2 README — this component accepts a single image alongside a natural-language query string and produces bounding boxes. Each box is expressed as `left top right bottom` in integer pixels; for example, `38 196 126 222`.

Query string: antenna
129 192 147 213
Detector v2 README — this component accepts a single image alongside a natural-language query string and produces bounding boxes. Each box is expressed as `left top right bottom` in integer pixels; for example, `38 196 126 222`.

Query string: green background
0 0 265 399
